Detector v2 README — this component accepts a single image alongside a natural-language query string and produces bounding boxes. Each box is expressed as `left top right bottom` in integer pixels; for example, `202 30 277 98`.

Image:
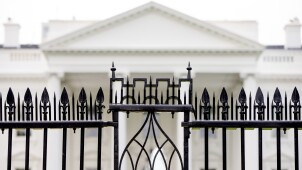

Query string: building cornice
43 48 263 54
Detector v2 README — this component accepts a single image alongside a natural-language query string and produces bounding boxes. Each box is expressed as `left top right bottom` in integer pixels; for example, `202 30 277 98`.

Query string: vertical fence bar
222 127 227 170
85 101 89 121
285 93 287 120
217 100 220 120
80 128 85 170
0 93 2 121
267 93 270 120
276 128 281 170
22 103 25 121
43 128 48 170
49 102 52 121
184 110 190 170
249 93 251 120
54 93 56 121
241 128 245 170
294 128 299 170
231 94 233 120
4 100 7 121
14 99 17 121
272 103 274 121
235 101 238 120
77 101 79 121
7 128 12 170
289 105 292 121
97 127 102 170
62 128 67 170
113 110 119 170
205 127 209 170
90 93 93 120
72 94 75 120
35 94 38 121
17 94 20 121
213 93 215 120
258 128 263 170
25 128 30 170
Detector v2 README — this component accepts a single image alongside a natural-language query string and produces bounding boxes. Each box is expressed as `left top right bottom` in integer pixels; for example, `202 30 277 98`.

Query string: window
85 107 98 138
200 128 217 138
271 128 287 138
16 129 31 137
86 128 98 138
86 168 97 170
85 108 98 138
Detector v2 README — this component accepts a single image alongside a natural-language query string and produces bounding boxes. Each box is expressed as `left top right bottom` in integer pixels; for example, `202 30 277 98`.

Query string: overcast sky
0 0 301 45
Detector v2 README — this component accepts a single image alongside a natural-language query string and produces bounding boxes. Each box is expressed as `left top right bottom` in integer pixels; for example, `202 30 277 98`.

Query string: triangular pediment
41 2 263 52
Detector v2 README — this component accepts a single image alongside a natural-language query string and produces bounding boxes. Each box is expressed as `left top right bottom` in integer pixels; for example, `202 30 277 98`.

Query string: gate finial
41 88 49 105
24 88 32 105
96 87 104 104
255 87 264 105
273 88 282 104
111 62 116 78
187 62 192 79
7 88 15 106
79 88 87 103
291 87 300 103
60 88 69 105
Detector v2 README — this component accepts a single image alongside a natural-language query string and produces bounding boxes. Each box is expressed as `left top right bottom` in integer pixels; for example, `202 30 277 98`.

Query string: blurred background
0 0 301 170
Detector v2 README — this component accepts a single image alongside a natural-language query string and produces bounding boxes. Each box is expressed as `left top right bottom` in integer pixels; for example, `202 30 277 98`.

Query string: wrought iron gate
0 63 301 170
109 63 193 170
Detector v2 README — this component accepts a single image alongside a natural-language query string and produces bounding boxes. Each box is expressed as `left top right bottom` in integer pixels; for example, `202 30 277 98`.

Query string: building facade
0 2 302 170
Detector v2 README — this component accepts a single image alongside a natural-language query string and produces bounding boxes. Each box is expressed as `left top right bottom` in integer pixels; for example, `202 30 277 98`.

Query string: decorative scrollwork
95 87 105 120
60 87 70 120
6 88 15 121
201 88 211 120
237 88 248 120
40 88 50 121
219 88 229 120
77 88 87 120
23 88 33 121
119 112 184 170
273 88 283 120
255 87 266 120
290 87 301 120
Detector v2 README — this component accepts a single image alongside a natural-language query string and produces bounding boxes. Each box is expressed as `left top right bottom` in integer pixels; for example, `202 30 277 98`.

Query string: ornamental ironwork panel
184 85 301 170
0 86 113 170
109 63 193 170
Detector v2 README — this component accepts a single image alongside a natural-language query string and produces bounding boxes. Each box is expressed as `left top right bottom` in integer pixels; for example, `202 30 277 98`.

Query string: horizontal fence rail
0 86 116 170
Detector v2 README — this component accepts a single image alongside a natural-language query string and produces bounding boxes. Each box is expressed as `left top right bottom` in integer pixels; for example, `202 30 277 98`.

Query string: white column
243 74 258 170
47 73 63 170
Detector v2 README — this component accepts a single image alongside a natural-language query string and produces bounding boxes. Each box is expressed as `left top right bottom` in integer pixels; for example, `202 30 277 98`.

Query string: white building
0 2 302 170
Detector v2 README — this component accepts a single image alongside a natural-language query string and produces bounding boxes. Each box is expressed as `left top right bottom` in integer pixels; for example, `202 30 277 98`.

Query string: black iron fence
184 86 301 170
0 63 301 170
0 86 115 170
